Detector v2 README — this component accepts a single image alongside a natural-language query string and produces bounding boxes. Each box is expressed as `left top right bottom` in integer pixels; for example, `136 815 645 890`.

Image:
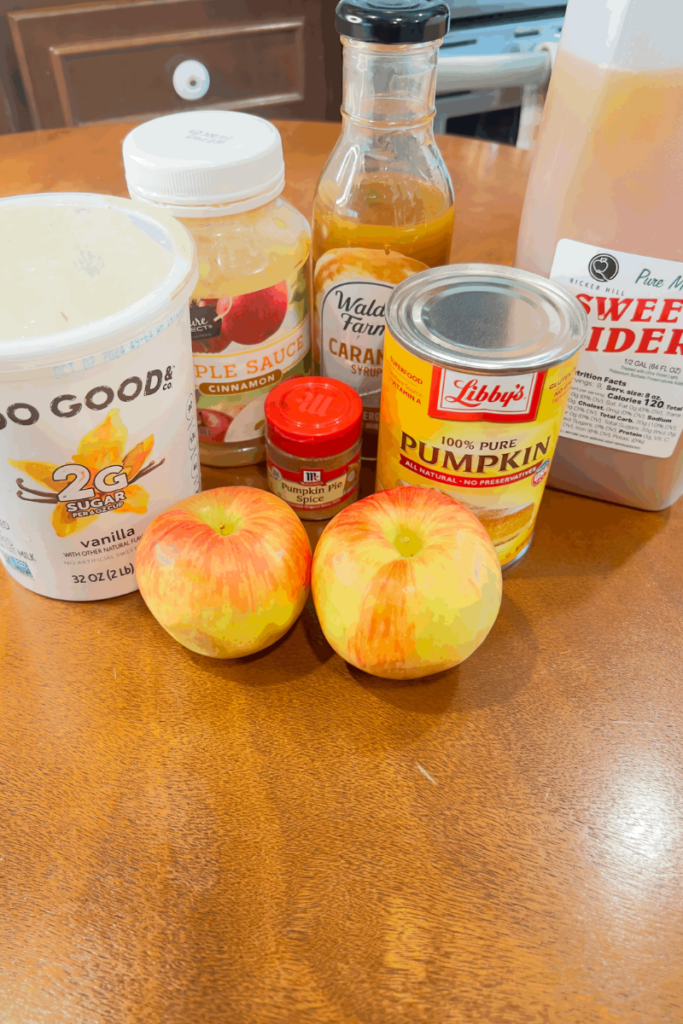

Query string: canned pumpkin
376 265 587 568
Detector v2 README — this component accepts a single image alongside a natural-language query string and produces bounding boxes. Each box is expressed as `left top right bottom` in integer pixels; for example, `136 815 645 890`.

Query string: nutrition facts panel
551 239 683 459
561 363 683 456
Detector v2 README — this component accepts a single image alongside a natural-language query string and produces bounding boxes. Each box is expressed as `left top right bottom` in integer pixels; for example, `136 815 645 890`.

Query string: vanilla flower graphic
9 410 163 537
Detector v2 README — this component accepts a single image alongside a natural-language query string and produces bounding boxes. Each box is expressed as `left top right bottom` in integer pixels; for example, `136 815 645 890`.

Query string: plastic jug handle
436 50 552 95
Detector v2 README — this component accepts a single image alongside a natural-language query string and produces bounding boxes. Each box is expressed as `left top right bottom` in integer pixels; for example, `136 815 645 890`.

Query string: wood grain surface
1 122 682 1024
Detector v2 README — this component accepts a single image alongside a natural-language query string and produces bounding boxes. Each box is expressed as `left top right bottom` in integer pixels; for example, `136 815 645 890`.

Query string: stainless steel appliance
436 1 566 145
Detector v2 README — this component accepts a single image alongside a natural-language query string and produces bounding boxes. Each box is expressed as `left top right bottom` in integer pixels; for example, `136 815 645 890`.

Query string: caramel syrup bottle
312 0 455 456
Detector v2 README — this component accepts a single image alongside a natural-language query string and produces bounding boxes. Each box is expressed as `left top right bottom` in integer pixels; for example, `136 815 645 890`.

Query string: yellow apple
312 486 502 679
136 486 311 658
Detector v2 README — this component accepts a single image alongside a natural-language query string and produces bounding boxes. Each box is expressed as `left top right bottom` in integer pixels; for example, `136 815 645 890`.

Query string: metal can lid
386 264 587 374
265 377 363 458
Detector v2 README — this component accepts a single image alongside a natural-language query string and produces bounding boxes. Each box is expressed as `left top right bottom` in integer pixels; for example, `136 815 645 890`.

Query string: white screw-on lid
122 110 286 218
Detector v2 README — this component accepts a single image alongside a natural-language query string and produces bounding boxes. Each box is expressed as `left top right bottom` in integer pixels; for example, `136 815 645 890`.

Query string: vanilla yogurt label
0 305 199 601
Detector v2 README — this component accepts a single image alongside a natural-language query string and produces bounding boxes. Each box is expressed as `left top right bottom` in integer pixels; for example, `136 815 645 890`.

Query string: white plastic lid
122 110 286 217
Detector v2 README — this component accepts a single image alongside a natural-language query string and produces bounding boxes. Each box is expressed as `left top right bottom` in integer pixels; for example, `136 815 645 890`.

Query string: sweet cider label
551 240 683 458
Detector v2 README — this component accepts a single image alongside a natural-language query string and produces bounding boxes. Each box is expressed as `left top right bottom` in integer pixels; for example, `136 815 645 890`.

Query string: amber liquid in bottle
313 36 454 457
313 174 454 268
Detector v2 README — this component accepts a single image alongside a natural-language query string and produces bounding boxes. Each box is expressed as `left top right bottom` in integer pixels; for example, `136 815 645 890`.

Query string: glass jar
123 110 311 469
265 377 363 520
312 0 454 457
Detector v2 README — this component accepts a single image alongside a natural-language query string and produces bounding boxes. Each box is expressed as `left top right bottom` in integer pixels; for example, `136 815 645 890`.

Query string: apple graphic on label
198 408 233 444
226 396 267 442
217 282 289 348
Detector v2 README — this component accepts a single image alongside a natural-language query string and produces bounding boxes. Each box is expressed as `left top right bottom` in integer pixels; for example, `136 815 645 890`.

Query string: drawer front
9 0 327 129
50 21 304 126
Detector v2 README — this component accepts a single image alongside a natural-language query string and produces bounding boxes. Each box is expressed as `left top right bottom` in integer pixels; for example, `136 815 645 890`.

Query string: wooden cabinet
0 0 341 134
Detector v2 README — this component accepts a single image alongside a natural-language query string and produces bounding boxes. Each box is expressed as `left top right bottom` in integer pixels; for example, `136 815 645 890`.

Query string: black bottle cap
335 0 450 45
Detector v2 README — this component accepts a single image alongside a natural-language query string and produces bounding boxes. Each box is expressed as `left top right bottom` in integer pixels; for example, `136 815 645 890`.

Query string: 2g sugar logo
9 409 163 538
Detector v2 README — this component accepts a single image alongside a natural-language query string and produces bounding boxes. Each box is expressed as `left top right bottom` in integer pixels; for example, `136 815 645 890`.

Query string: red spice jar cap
265 376 363 457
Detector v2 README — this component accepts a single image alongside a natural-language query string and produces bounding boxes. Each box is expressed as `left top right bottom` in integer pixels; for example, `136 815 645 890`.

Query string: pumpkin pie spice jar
265 377 362 520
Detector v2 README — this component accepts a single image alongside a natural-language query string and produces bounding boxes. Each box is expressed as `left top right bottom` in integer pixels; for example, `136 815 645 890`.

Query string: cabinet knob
173 60 210 101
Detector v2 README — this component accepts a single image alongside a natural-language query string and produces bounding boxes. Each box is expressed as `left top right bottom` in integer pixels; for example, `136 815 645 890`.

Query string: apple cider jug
516 0 683 511
313 0 455 456
123 111 311 468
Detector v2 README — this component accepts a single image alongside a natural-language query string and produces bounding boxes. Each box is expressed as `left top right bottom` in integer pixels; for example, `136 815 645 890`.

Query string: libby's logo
429 368 545 423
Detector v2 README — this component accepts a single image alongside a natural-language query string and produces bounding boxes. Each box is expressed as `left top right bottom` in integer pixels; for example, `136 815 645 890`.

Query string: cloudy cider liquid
517 53 683 274
516 49 683 510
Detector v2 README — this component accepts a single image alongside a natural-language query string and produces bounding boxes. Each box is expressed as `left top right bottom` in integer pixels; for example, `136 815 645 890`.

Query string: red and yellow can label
376 329 580 567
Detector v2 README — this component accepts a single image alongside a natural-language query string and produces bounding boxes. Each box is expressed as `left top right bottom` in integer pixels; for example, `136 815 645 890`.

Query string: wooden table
1 122 682 1024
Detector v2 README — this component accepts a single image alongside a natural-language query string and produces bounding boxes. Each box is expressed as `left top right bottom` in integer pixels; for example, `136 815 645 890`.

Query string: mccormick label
0 305 199 601
314 249 427 435
551 240 683 458
191 263 310 449
376 330 580 568
267 453 361 513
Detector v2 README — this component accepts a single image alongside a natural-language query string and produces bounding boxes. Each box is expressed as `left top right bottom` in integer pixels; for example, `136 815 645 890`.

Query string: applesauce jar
123 111 311 468
265 377 363 520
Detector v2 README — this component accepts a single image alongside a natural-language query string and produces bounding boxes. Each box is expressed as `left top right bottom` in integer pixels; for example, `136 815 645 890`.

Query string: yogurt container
0 193 199 601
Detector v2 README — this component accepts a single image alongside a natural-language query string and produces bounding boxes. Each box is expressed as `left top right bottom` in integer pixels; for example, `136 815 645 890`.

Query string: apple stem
393 527 424 559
